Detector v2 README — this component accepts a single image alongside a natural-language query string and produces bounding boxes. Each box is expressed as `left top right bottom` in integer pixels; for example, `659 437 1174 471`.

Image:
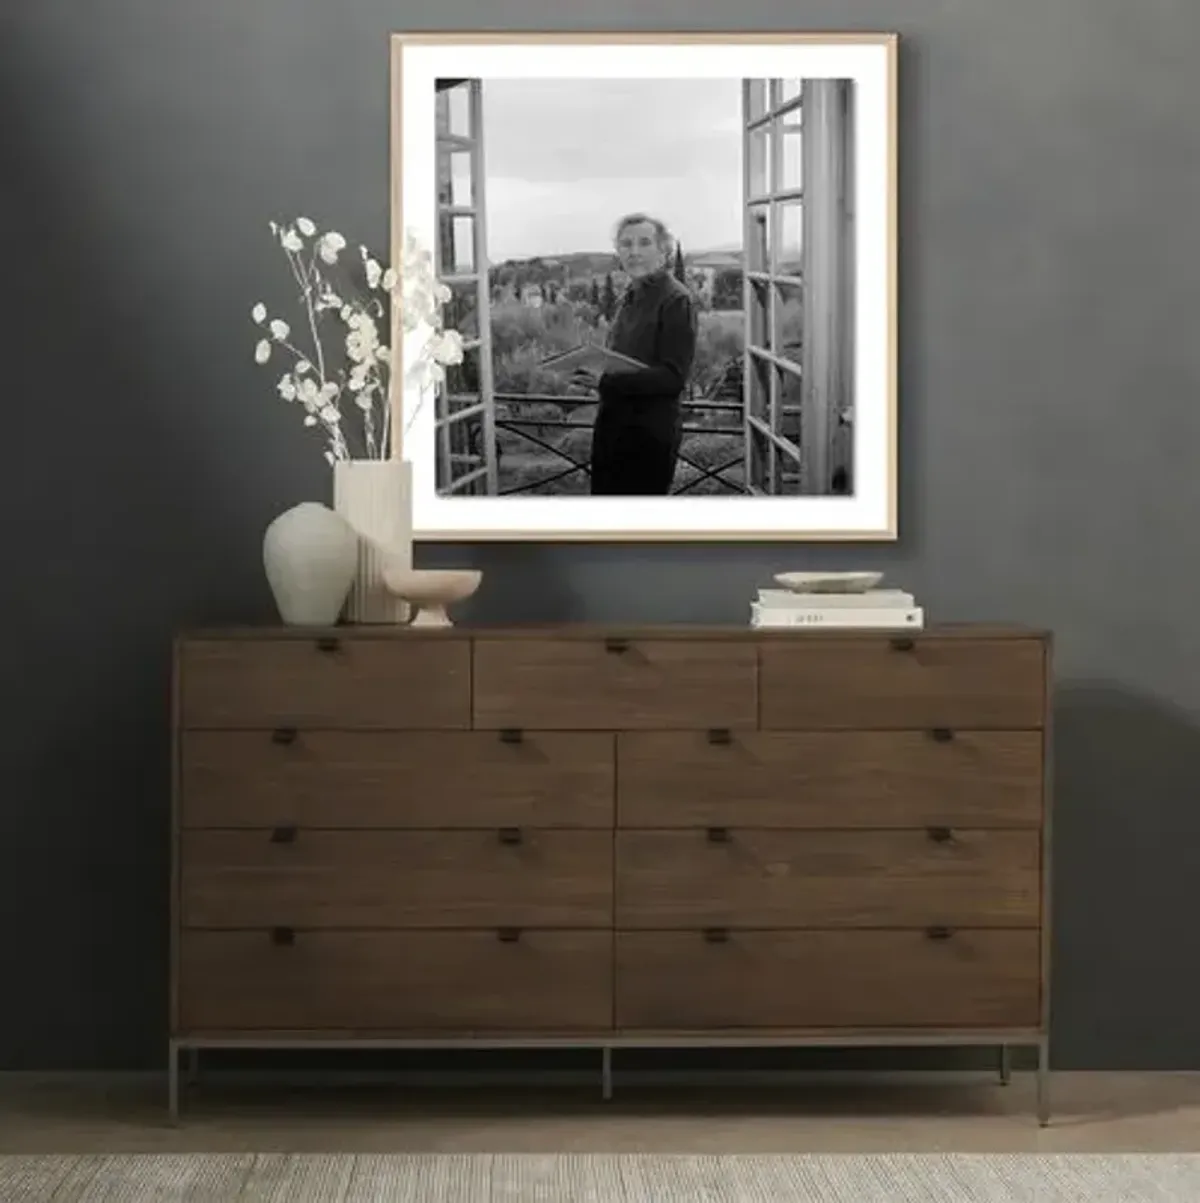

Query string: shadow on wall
1049 681 1200 1070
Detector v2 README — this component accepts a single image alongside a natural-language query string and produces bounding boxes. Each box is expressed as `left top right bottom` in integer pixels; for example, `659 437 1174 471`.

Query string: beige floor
2 1072 1199 1155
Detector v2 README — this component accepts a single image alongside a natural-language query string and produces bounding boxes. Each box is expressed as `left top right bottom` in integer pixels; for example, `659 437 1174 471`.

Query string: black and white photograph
393 35 896 539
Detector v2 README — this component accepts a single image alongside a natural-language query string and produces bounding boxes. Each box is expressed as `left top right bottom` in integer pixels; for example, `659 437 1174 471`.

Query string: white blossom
429 329 465 366
318 231 346 264
253 221 459 462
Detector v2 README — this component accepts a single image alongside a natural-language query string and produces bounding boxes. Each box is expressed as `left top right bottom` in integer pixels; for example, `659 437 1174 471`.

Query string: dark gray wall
3 0 1199 1072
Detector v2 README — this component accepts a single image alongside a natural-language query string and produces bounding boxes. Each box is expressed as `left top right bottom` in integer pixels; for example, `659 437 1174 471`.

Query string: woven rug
4 1152 1200 1200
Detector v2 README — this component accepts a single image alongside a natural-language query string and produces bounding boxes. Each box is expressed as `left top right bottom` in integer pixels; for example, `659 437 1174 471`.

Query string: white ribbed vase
332 458 413 624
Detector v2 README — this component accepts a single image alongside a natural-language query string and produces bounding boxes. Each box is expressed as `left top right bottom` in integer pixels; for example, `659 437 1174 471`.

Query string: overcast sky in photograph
479 78 743 261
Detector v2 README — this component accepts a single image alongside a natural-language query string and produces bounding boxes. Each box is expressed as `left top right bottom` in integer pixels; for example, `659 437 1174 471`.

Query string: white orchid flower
281 228 304 252
277 374 297 401
296 217 316 236
254 339 271 364
251 302 267 324
269 319 290 341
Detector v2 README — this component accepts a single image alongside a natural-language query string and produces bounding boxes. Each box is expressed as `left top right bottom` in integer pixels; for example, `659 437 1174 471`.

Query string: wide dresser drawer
616 829 1040 928
617 730 1043 828
179 929 612 1032
179 730 613 829
180 830 612 928
615 929 1041 1030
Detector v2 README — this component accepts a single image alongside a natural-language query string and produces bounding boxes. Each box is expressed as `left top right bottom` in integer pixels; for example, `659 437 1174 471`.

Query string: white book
756 588 916 609
751 603 924 629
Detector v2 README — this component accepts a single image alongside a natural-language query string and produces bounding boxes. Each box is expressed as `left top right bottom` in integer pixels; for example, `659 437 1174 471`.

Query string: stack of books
750 585 924 630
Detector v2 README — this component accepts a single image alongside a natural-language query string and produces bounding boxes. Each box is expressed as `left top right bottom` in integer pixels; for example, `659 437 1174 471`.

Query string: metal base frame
166 1034 1051 1127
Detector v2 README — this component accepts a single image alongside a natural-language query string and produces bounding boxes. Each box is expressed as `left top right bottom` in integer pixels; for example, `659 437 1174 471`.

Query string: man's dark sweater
589 270 698 495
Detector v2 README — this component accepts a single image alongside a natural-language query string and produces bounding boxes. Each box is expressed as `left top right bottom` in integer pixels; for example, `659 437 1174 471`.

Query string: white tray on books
773 571 883 594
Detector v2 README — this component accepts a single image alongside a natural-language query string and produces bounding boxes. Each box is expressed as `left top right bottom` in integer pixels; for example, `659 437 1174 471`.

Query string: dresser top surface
176 622 1051 642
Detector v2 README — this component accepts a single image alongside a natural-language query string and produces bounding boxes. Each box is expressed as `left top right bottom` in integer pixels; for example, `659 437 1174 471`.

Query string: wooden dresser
170 624 1053 1122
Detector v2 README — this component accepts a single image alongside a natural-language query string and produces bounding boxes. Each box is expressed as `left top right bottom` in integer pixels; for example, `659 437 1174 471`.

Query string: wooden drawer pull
703 928 730 943
889 636 915 652
497 827 523 846
929 727 955 743
706 826 731 844
270 926 295 946
926 826 954 844
604 637 630 654
925 925 953 941
499 728 524 745
707 728 732 745
270 727 298 745
497 927 522 943
314 636 341 653
269 825 298 844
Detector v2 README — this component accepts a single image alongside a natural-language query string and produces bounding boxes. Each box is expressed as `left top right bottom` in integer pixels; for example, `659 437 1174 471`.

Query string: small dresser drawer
181 829 612 928
615 929 1041 1030
473 637 757 730
179 929 612 1032
616 829 1040 928
617 730 1043 829
179 730 614 829
177 636 470 730
759 636 1046 730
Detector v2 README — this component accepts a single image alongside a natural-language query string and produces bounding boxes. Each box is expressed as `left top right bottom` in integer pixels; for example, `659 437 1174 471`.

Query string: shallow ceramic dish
382 566 482 626
773 571 884 594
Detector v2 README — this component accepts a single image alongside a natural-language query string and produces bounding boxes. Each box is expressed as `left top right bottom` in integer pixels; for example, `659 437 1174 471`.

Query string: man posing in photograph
575 214 698 495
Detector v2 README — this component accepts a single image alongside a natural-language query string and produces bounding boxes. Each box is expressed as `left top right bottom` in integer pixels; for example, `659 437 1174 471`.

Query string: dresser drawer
178 929 612 1032
179 730 613 829
177 636 470 730
616 829 1040 928
759 636 1046 730
617 730 1043 828
181 830 612 928
615 929 1041 1030
473 637 757 730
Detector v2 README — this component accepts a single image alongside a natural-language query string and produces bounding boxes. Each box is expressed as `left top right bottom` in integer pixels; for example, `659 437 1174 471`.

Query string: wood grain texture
179 930 612 1031
615 930 1042 1030
180 730 613 829
615 829 1041 929
181 829 612 929
169 624 1051 1072
178 638 470 730
617 730 1043 828
472 637 758 730
759 636 1046 730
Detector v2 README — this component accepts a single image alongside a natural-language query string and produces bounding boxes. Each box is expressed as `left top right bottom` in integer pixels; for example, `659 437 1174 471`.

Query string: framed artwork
389 31 898 541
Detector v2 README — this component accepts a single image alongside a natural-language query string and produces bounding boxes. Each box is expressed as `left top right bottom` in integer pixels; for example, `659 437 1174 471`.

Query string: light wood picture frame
390 31 898 541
